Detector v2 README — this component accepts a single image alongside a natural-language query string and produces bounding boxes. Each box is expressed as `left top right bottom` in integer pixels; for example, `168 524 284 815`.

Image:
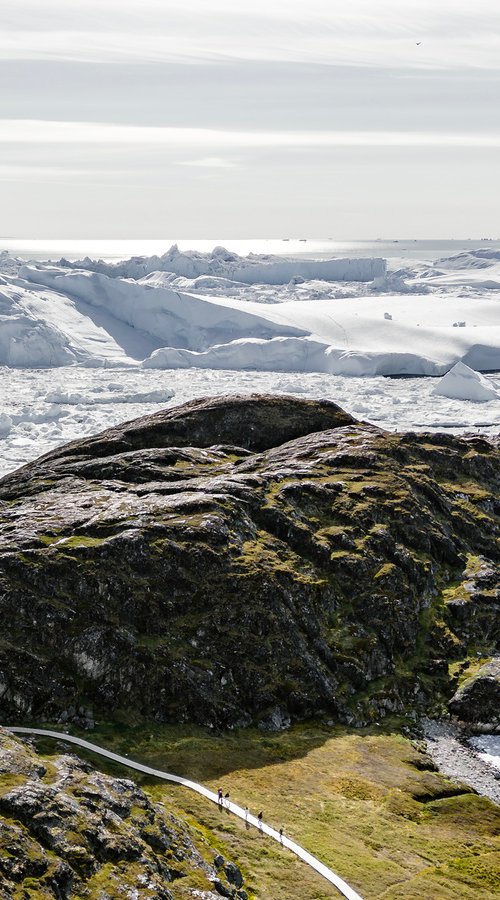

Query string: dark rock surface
449 658 500 724
0 394 498 729
0 727 244 898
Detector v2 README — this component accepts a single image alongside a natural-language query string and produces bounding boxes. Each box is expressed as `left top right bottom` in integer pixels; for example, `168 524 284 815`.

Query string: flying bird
416 41 422 45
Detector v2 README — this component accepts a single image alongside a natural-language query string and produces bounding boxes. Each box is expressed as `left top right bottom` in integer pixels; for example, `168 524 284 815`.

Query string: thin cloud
2 120 500 149
1 1 500 69
0 164 128 182
177 157 241 168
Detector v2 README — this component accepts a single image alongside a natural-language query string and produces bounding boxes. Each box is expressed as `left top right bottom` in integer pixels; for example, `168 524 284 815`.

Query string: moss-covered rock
0 727 244 899
449 658 500 724
0 395 498 728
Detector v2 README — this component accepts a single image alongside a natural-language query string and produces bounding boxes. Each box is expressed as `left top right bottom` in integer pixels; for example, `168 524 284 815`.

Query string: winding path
6 726 363 900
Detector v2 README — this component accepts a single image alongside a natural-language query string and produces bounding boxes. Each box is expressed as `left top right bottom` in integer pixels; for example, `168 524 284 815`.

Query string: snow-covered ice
432 361 500 402
0 243 499 477
0 244 497 376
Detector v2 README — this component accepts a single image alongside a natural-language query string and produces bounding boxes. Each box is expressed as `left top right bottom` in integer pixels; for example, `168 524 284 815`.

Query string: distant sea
2 238 500 263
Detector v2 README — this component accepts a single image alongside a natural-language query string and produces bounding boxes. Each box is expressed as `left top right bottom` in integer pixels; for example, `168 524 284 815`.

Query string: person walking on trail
244 806 249 823
224 792 230 809
279 827 284 844
217 788 223 805
257 811 263 830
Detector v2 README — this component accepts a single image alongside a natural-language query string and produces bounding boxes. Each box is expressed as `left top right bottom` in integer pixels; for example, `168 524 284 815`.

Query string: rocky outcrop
449 658 500 724
0 394 498 729
0 727 246 899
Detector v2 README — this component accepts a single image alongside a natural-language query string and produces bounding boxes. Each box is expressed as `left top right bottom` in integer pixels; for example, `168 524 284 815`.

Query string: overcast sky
2 0 500 238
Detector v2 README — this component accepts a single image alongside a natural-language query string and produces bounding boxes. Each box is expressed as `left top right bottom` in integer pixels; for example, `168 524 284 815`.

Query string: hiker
257 811 263 830
224 791 230 808
217 788 223 805
279 827 284 844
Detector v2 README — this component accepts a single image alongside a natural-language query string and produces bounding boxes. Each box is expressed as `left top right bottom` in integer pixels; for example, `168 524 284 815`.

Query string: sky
1 0 500 238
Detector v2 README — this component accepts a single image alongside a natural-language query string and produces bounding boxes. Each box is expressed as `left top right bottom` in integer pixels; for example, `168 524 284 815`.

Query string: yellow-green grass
35 722 500 900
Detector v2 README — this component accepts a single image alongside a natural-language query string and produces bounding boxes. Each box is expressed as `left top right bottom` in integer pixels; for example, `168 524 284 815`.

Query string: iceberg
431 362 499 402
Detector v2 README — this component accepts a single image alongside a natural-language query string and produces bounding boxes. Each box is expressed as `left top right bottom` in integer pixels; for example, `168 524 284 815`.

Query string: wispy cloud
2 120 500 149
177 156 241 168
1 1 500 69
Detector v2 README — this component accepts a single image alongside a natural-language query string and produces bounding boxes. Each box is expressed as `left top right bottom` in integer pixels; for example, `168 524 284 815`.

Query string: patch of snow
435 249 500 269
20 265 307 353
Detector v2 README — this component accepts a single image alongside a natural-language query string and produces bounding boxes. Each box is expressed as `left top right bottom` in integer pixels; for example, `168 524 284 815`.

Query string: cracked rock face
0 394 498 729
0 728 244 899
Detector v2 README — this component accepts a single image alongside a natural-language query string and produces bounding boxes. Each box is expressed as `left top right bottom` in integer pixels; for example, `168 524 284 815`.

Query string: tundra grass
36 722 500 900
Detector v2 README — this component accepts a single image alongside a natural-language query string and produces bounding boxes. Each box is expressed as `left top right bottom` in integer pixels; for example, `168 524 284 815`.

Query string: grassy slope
37 722 500 900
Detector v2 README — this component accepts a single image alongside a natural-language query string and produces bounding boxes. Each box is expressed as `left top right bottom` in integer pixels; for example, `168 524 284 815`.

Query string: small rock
225 862 243 888
213 879 233 898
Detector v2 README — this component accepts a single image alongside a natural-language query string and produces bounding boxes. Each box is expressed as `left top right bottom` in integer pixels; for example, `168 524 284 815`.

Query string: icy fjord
0 241 499 477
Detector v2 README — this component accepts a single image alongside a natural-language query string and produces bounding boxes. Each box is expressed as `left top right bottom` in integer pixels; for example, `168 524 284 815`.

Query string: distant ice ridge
415 248 500 292
55 244 387 284
435 248 500 269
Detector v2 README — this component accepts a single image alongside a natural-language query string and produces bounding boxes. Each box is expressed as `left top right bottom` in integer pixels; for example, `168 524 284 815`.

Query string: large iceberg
56 244 387 284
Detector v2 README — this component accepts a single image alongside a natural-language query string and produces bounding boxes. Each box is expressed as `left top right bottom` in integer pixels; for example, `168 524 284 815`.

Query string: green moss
56 535 109 549
38 534 62 546
447 852 500 890
0 772 28 796
235 533 326 586
449 656 494 688
439 480 492 504
374 562 397 580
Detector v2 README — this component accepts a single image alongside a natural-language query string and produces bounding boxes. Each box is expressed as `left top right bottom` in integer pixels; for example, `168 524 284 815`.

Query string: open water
2 238 500 263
